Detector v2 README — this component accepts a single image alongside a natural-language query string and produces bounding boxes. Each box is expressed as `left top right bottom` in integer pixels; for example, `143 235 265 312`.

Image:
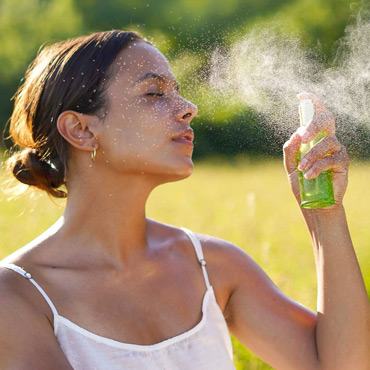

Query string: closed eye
146 93 164 97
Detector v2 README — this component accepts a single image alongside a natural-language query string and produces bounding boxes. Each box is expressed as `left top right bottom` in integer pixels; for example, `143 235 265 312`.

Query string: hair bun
7 147 67 198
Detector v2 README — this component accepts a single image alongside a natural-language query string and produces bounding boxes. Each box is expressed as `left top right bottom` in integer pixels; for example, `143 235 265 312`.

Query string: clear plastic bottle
297 99 335 209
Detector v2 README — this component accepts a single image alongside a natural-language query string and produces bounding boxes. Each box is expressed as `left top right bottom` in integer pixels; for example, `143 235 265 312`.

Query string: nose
175 98 198 124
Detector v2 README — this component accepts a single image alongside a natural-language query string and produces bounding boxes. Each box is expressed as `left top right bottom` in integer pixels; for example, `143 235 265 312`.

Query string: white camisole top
0 227 236 369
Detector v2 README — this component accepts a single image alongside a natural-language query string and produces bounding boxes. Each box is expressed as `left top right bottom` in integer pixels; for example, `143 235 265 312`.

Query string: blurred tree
1 0 367 159
0 0 83 84
0 0 83 147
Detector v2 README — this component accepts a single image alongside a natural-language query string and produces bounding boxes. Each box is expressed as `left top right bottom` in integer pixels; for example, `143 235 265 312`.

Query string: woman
0 30 368 369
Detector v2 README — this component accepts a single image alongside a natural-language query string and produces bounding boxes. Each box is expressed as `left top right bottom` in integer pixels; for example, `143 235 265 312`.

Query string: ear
57 110 100 152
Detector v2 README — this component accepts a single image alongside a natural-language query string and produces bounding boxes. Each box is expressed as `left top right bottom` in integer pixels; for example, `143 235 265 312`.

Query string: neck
58 173 157 269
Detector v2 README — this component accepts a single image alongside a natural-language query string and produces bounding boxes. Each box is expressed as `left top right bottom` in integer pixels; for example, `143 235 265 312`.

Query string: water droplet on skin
106 160 109 163
109 193 112 197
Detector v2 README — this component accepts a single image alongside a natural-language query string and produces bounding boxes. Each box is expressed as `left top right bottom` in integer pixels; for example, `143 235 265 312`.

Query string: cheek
104 99 174 157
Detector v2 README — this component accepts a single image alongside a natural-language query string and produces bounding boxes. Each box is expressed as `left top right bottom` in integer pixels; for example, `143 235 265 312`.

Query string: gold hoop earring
91 147 97 163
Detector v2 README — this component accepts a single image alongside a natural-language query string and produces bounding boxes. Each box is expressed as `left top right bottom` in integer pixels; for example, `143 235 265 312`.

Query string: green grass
1 156 369 370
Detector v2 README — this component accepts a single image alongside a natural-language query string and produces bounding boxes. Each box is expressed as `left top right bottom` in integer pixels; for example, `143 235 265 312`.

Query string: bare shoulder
0 268 73 369
192 231 274 290
191 232 319 370
184 230 279 314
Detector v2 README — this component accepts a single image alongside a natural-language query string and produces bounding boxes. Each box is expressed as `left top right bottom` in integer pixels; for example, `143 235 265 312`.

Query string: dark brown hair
3 30 145 199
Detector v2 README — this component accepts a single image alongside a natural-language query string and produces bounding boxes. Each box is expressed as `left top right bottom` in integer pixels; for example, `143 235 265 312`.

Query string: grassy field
1 156 369 369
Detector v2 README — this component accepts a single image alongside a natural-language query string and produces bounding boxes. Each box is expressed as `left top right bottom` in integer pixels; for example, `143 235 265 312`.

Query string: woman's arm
300 206 369 370
283 92 370 369
0 269 74 370
204 93 368 370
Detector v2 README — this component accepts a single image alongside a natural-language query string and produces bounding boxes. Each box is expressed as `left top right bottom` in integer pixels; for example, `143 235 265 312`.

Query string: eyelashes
146 93 164 97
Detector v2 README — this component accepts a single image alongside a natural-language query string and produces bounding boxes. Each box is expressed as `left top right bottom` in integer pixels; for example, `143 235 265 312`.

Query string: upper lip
172 128 194 142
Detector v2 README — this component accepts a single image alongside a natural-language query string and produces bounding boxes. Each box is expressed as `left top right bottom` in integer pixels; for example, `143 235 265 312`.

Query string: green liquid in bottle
298 100 335 209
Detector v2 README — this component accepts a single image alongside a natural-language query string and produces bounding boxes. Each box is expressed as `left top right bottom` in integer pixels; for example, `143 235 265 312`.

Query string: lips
172 128 194 142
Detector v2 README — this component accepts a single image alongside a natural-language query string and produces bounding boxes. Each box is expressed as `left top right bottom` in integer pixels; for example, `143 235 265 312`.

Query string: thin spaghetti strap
0 262 59 331
180 228 211 289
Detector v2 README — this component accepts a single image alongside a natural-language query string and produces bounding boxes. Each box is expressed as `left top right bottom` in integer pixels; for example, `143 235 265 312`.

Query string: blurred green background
1 0 370 158
1 1 369 369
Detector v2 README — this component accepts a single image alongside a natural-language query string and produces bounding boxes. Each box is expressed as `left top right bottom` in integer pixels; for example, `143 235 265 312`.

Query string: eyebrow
135 72 180 92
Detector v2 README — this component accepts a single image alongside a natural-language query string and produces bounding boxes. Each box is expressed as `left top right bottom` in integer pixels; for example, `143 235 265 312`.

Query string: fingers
297 92 335 143
301 110 336 143
302 146 350 180
283 131 301 174
298 136 341 172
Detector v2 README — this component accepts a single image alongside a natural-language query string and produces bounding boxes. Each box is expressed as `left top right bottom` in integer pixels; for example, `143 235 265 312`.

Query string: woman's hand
283 92 350 209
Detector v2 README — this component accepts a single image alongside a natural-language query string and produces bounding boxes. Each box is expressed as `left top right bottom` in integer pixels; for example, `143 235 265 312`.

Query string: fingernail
298 159 307 171
305 169 314 179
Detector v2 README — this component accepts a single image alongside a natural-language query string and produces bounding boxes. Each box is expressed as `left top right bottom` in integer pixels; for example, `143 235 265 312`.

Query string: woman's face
97 41 198 184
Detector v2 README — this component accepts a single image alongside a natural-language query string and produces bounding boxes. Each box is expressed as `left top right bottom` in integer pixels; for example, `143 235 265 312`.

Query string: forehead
110 41 174 86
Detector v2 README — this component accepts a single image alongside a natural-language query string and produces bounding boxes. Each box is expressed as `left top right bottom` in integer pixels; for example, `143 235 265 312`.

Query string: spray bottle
297 99 335 209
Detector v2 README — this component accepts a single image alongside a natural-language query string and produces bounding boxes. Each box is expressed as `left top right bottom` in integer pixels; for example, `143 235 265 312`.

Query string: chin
167 159 194 182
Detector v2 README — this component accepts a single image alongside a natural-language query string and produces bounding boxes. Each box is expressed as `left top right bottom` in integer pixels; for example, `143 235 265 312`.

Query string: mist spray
297 99 335 209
